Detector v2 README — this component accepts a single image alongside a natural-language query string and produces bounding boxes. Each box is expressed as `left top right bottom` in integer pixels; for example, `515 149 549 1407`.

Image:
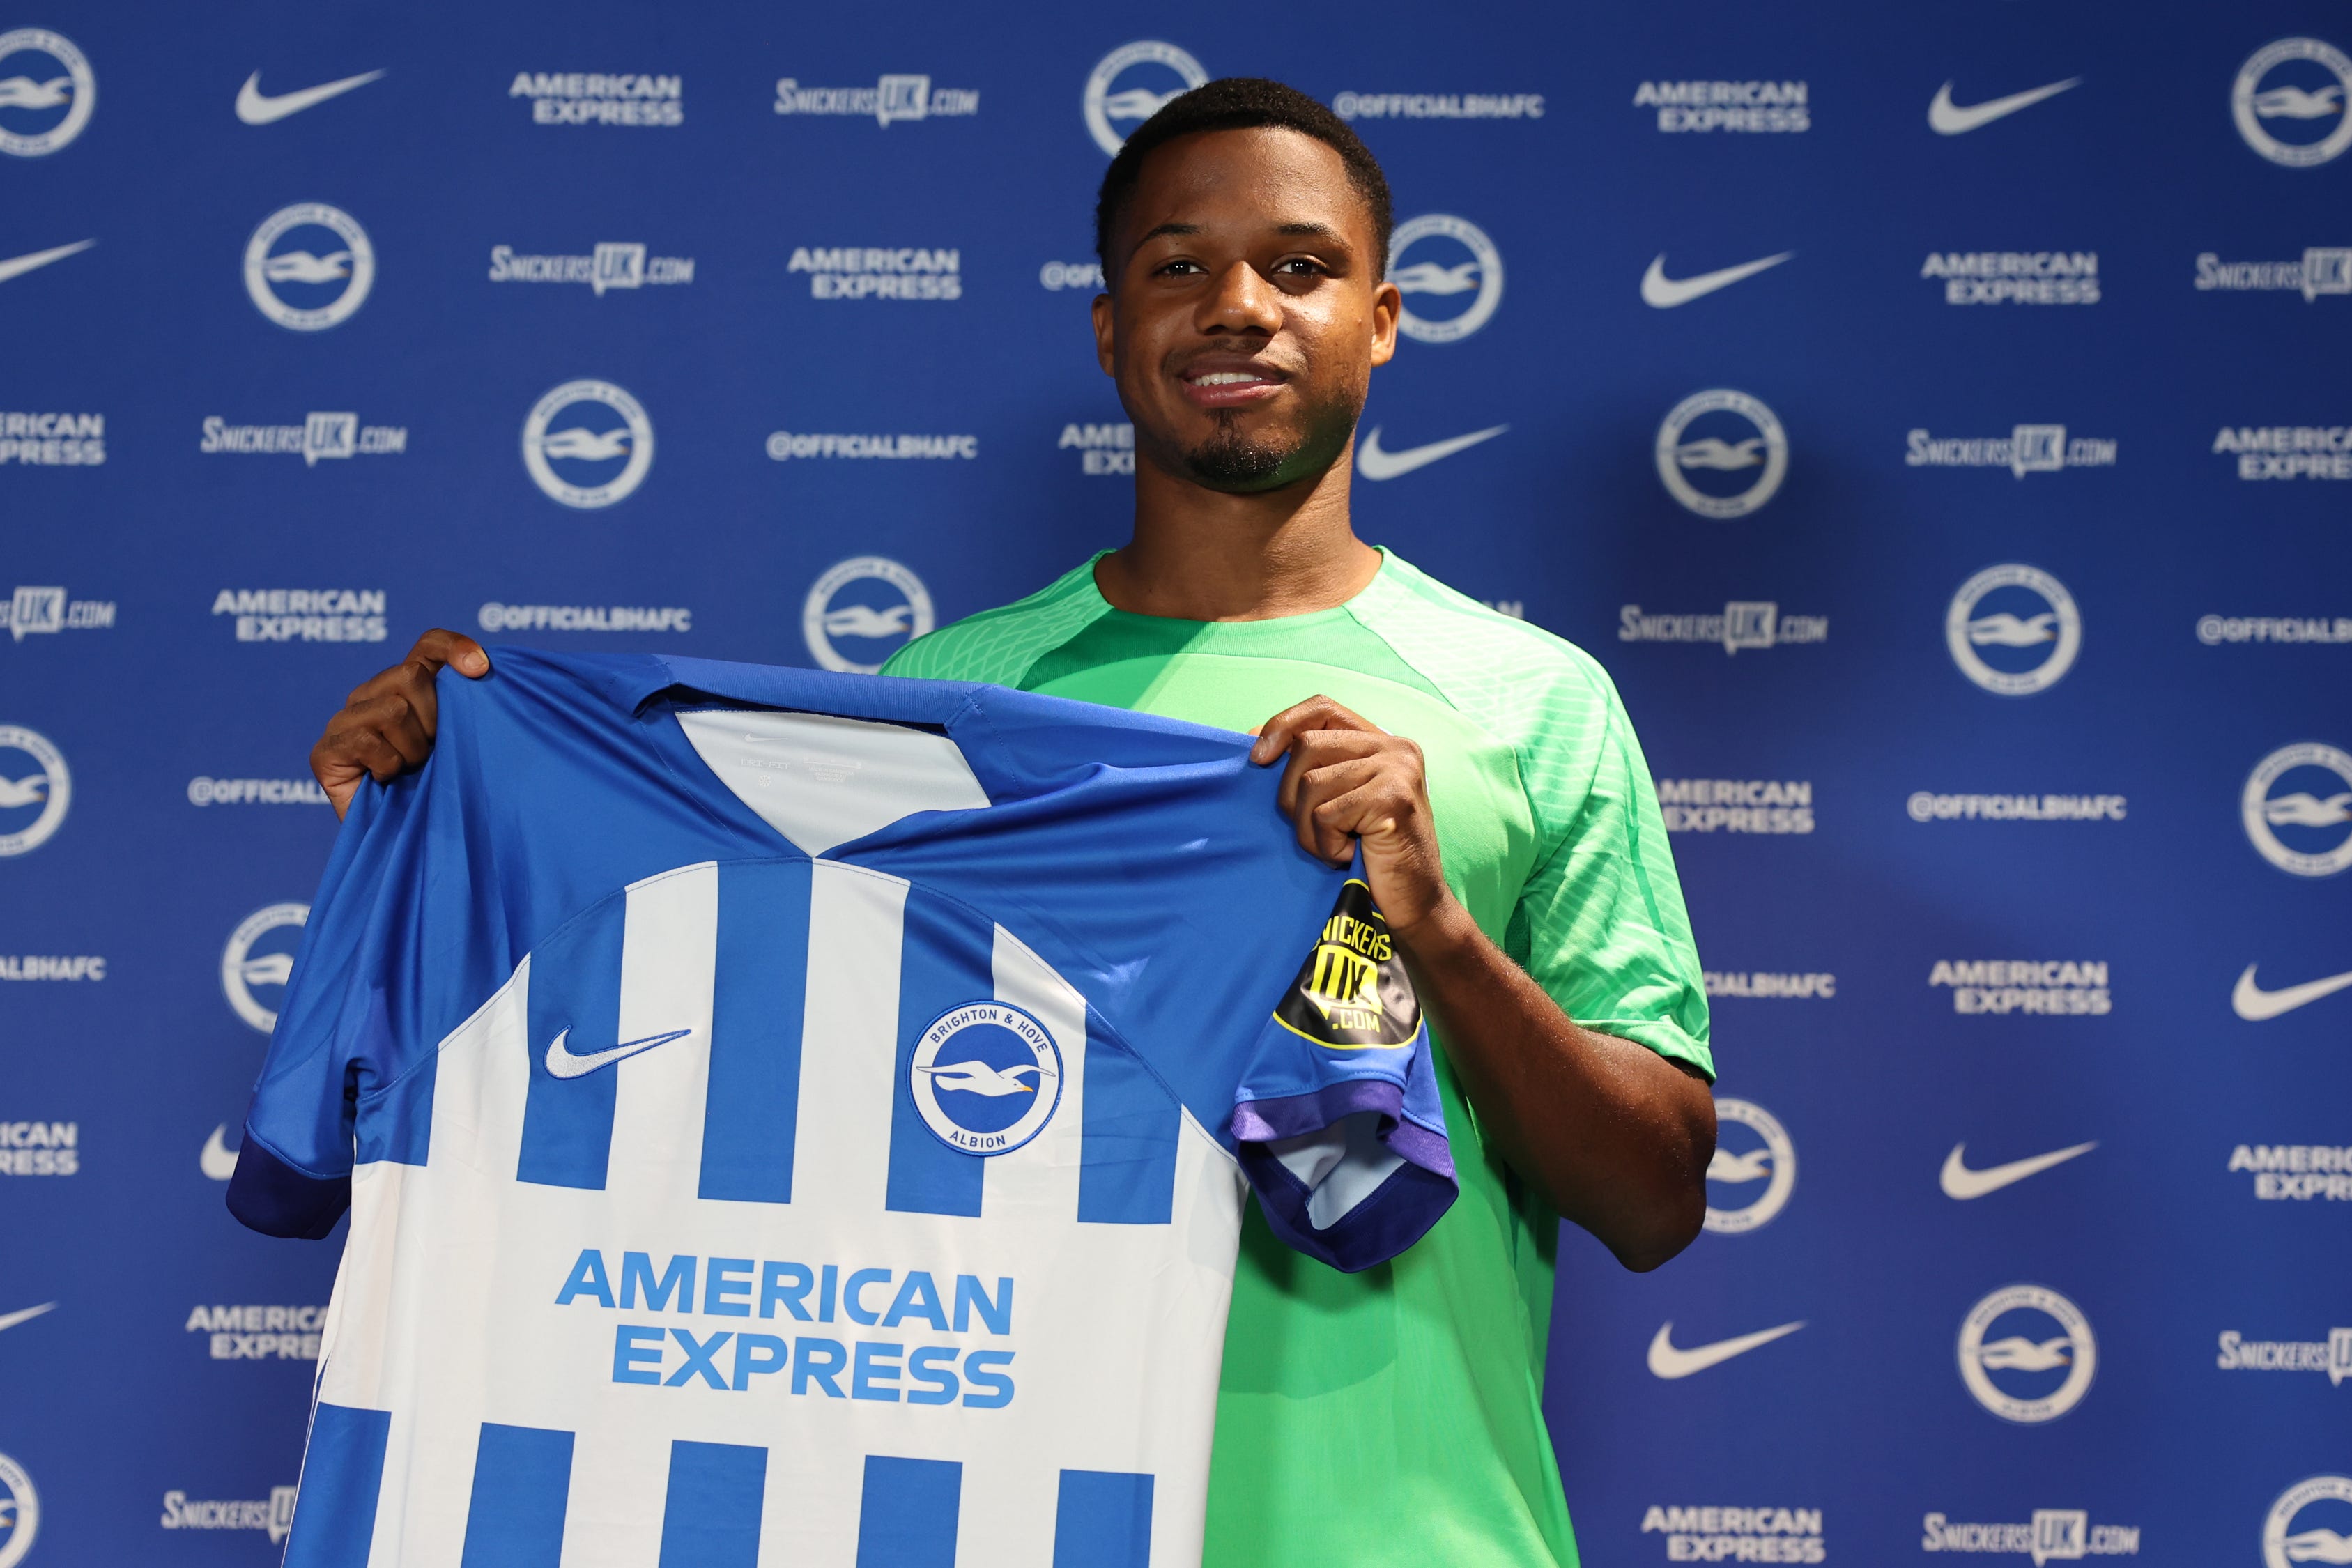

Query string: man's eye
1273 258 1326 277
1158 259 1204 277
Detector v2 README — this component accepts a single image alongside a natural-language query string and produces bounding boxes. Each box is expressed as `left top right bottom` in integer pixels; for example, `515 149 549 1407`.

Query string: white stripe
954 1444 1057 1568
983 927 1086 1220
606 863 718 1208
557 1424 669 1568
792 862 909 1218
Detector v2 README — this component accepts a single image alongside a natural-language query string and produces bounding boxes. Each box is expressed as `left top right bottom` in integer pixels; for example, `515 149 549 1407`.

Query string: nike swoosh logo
236 68 387 125
544 1027 693 1079
0 1302 56 1335
1928 77 2082 135
0 239 95 286
2234 963 2352 1022
1647 1319 1805 1379
1939 1139 2097 1200
201 1124 240 1181
1640 251 1794 309
1356 424 1509 481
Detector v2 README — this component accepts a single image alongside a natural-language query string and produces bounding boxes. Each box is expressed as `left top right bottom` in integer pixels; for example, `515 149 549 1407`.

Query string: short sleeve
1229 866 1457 1273
1510 682 1714 1082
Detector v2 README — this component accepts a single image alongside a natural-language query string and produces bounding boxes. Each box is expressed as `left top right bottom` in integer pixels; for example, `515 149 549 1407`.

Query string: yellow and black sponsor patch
1273 878 1423 1049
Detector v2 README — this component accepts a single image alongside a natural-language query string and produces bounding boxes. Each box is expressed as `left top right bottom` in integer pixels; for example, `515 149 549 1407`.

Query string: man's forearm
1394 902 1716 1271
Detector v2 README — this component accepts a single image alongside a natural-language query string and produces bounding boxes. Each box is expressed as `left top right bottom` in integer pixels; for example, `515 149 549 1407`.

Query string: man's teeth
1192 371 1268 386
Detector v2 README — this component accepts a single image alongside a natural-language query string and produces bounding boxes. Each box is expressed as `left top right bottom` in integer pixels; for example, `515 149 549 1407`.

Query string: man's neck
1093 444 1383 622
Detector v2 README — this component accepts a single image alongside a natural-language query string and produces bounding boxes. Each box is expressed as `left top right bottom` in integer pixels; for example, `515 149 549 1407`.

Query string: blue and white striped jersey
230 650 1454 1568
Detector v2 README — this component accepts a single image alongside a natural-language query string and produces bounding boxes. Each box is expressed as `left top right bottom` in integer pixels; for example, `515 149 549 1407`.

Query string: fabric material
233 648 1452 1567
886 548 1714 1568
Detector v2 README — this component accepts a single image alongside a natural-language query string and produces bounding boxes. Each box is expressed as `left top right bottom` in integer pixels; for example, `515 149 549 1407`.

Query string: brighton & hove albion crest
2242 741 2352 877
802 556 933 673
1082 40 1205 156
245 203 374 331
222 902 309 1033
1389 214 1505 344
0 1451 38 1568
1945 563 2080 695
0 725 70 856
1654 389 1788 518
521 380 654 508
0 28 93 156
1957 1283 2097 1423
2233 38 2352 168
1704 1098 1797 1233
2263 1475 2352 1568
910 1000 1064 1155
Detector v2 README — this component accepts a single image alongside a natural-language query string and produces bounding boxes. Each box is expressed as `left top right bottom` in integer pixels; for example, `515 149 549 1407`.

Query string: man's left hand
1251 695 1456 939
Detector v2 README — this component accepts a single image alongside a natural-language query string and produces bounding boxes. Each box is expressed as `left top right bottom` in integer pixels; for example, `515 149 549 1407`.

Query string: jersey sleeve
1229 863 1456 1273
1510 676 1714 1081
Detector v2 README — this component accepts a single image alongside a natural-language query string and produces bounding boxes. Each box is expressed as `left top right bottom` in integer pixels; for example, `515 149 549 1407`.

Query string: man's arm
1252 695 1715 1272
310 629 491 818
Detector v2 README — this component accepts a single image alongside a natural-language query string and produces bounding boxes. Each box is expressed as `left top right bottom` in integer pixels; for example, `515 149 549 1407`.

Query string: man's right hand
309 629 491 819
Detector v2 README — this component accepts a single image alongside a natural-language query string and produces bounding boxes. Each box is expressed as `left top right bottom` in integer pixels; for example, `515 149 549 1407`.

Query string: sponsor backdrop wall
3 1 2349 1563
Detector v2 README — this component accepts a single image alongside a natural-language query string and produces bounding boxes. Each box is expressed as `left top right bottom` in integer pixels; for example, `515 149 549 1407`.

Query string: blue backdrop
4 2 2351 1564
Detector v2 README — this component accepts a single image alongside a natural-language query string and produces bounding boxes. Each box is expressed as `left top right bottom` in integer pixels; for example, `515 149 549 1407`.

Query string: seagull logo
537 427 632 463
2254 84 2346 121
1928 77 2082 135
0 74 68 110
261 249 352 285
1390 259 1482 296
1676 436 1765 471
201 1125 240 1181
0 774 47 810
1940 1141 2096 1199
2234 963 2352 1021
1968 610 2057 647
2265 791 2352 827
1356 424 1508 482
1706 1146 1774 1183
1646 1319 1805 1378
1102 85 1186 123
0 238 94 287
822 604 914 638
1975 1334 2073 1372
0 1302 56 1335
916 1059 1055 1097
239 952 294 988
544 1027 693 1079
1640 251 1793 309
2284 1529 2352 1565
236 69 386 125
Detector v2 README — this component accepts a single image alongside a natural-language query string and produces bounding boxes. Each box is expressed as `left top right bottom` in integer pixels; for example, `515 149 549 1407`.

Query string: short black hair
1093 77 1394 279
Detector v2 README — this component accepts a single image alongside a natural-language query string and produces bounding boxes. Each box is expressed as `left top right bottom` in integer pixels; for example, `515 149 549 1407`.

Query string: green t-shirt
884 548 1712 1568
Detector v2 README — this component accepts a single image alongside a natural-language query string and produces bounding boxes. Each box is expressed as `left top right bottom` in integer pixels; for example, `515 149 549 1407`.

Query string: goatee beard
1181 413 1291 487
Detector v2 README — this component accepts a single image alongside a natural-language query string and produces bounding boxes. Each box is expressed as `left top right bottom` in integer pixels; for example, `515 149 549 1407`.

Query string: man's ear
1368 279 1401 369
1091 287 1116 377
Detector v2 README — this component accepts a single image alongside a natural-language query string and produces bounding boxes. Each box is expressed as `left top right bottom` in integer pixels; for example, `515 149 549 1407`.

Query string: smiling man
307 78 1714 1568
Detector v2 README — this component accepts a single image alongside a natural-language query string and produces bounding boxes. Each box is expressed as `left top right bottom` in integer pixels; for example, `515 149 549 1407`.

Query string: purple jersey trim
1231 1079 1455 1178
1231 1081 1457 1273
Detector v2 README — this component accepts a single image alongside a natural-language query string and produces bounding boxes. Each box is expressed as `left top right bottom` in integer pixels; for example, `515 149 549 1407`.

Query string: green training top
884 548 1712 1568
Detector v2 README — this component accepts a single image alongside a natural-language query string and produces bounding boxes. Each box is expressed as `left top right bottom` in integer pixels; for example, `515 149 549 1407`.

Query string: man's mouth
1178 362 1287 409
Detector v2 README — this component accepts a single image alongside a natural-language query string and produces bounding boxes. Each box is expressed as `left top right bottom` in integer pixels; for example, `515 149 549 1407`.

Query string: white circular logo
2241 742 2352 877
0 725 70 856
909 1000 1065 1155
1654 389 1788 518
803 556 934 673
1388 214 1505 344
0 29 94 157
1946 564 2082 695
244 203 375 331
1703 1098 1797 1234
1956 1284 2097 1424
2233 38 2352 168
2263 1475 2352 1568
222 902 309 1033
0 1450 38 1568
1082 40 1206 156
521 380 654 509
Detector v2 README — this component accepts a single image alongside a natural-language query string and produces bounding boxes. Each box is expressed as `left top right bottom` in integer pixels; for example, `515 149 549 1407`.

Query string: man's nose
1196 259 1284 335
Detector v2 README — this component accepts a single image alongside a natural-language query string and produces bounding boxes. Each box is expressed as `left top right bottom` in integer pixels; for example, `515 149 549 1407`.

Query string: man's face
1093 128 1399 493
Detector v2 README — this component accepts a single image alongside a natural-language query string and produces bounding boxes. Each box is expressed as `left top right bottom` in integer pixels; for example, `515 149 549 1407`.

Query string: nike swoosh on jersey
1640 251 1794 308
201 1123 240 1181
1355 424 1509 482
544 1027 694 1079
2234 963 2352 1021
1646 1319 1805 1379
0 1302 57 1335
1928 77 2082 135
1939 1139 2097 1199
0 239 95 287
236 68 387 125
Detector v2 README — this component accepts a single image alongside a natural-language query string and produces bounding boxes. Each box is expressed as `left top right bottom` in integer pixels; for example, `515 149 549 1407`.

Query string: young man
311 79 1713 1568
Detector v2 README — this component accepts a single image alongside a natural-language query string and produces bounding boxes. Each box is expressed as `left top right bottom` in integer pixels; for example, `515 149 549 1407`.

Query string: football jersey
229 649 1454 1568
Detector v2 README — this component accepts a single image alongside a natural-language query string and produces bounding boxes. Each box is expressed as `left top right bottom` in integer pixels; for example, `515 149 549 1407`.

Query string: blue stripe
657 1440 766 1568
1077 1019 1178 1225
1054 1469 1155 1568
700 861 810 1203
358 987 436 1165
885 890 990 1217
518 894 624 1189
284 1402 391 1568
856 1455 961 1568
459 1422 572 1568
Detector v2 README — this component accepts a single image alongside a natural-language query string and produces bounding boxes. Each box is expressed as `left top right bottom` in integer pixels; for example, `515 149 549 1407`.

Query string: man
310 79 1714 1568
